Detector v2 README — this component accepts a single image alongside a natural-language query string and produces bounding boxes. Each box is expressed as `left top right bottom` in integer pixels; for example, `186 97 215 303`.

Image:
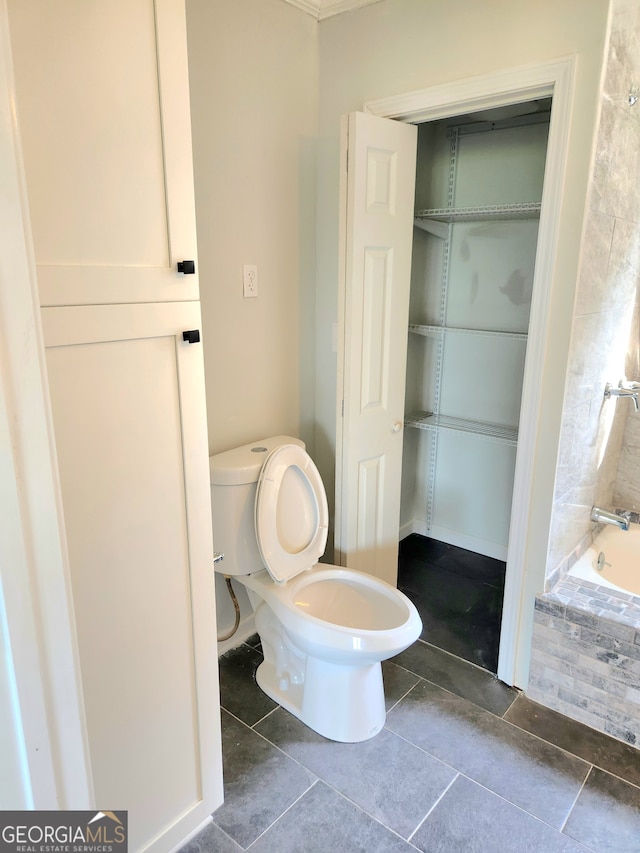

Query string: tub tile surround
184 639 640 853
529 580 640 746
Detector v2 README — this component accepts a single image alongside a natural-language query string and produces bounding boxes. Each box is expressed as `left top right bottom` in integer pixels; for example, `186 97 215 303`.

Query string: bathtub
569 522 640 597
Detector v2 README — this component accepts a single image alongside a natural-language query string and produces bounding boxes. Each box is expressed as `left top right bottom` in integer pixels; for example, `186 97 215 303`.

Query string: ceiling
283 0 384 20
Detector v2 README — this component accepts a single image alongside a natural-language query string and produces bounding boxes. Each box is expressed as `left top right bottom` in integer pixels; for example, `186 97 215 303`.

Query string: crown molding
281 0 384 20
318 0 384 19
282 0 321 17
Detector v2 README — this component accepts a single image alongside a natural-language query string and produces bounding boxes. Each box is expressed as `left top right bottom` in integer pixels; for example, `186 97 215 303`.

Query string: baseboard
428 523 507 561
217 613 256 656
167 816 212 853
400 519 507 560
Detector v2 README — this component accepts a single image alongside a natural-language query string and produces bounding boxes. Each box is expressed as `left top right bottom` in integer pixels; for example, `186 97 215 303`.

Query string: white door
42 303 222 853
336 112 417 586
7 0 198 307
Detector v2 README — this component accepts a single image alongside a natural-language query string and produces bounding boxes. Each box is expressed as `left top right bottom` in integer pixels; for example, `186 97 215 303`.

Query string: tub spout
591 506 631 531
604 382 639 412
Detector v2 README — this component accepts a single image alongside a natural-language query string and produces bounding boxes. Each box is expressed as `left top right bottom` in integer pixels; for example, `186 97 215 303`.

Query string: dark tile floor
182 638 640 853
398 534 506 673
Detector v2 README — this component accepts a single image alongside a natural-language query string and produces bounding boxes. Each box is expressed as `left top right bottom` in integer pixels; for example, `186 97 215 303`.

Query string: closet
400 104 551 561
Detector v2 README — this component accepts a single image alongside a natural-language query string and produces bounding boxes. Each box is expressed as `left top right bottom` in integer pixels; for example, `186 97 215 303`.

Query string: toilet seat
255 444 329 583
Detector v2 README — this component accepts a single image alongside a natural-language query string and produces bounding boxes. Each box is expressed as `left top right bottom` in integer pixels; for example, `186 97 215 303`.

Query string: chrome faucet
604 382 639 412
591 506 631 531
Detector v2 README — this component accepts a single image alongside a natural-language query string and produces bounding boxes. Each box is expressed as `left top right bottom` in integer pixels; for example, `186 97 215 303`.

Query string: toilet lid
255 444 328 583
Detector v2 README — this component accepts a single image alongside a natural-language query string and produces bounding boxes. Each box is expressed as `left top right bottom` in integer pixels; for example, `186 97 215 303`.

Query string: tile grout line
406 773 459 842
385 676 422 714
312 778 424 851
558 765 593 836
386 667 606 777
221 706 324 779
243 779 320 850
386 721 590 839
250 704 279 729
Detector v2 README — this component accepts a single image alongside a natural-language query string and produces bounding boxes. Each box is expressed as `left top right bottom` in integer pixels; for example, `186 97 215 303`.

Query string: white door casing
336 59 574 687
335 112 417 586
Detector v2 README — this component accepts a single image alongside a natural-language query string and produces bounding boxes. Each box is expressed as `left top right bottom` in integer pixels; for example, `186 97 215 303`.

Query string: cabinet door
42 302 222 852
8 0 198 306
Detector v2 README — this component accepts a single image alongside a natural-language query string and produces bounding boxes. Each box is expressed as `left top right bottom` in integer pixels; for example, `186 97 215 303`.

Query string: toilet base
255 655 386 742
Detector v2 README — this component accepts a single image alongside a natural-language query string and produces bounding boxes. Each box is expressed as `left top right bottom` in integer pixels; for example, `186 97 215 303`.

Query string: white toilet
210 435 422 742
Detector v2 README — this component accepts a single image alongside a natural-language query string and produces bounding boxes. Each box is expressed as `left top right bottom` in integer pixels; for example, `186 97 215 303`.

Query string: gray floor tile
411 775 592 853
248 781 417 853
178 821 243 853
255 706 456 839
382 659 421 711
218 644 277 725
213 709 316 848
505 694 640 787
563 767 640 853
391 640 517 716
386 679 589 828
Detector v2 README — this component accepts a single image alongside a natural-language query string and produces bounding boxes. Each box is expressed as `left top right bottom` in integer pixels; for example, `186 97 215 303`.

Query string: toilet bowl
210 436 422 742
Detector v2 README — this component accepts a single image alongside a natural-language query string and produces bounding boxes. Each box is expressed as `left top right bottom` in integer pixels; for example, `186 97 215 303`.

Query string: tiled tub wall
546 0 640 585
528 576 640 746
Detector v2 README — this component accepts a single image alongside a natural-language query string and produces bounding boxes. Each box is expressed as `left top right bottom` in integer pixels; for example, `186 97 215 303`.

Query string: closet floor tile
397 536 505 672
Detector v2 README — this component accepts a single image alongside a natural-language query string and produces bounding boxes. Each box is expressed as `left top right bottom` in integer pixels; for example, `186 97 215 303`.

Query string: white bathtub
569 523 640 597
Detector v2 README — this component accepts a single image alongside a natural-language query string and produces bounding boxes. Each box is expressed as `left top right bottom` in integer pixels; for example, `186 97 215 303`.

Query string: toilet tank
209 435 304 576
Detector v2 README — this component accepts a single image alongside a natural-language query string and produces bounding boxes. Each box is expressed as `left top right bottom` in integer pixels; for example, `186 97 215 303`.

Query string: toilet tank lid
209 435 305 485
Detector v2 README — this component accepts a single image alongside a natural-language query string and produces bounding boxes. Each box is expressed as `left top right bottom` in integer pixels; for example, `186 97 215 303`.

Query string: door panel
8 0 198 305
42 302 221 852
338 112 417 585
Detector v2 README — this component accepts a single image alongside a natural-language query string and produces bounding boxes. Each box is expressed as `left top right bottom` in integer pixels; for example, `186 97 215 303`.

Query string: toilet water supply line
214 552 242 642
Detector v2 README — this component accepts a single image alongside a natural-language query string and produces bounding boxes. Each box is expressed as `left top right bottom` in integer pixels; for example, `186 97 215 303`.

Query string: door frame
335 57 575 687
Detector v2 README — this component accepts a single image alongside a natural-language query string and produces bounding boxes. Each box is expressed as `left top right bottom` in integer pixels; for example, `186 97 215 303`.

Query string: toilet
210 435 422 742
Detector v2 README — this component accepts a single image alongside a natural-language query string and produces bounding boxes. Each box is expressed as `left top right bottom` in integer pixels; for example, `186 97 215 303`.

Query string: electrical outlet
243 264 258 298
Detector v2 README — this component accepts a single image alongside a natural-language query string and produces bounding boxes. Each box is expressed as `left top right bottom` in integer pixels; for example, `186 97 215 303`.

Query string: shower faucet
604 381 639 412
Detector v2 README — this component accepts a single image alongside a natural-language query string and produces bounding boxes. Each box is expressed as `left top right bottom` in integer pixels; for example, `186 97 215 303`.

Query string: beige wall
186 0 318 638
186 0 318 457
316 0 610 600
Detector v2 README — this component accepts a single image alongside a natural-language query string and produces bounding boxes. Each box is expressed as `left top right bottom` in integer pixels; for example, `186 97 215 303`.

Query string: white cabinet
8 0 198 307
7 2 222 849
401 115 550 559
42 303 221 852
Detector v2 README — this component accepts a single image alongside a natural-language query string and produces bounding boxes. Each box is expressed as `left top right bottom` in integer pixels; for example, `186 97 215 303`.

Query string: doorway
399 102 551 673
335 59 574 687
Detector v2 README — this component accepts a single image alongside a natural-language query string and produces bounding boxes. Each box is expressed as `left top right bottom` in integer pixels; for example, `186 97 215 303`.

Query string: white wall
316 0 610 598
186 0 319 639
186 0 318 457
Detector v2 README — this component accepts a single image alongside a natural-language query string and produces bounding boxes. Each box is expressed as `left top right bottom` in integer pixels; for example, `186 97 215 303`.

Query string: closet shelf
405 411 518 446
415 202 541 224
409 324 527 341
